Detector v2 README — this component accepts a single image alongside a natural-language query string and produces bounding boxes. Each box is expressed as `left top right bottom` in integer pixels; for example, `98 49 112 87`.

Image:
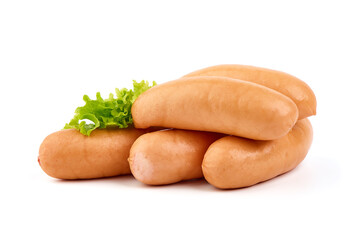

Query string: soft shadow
236 155 342 194
52 174 137 186
52 175 215 191
118 177 216 192
49 155 339 193
140 178 214 191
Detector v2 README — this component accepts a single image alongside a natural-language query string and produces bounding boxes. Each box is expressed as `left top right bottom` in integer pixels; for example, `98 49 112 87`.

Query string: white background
1 1 359 239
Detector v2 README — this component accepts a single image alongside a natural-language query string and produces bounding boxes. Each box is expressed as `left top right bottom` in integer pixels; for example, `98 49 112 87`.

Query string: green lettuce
64 80 156 136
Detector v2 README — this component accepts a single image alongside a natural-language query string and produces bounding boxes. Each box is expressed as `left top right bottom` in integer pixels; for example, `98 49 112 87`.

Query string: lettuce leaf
64 80 156 136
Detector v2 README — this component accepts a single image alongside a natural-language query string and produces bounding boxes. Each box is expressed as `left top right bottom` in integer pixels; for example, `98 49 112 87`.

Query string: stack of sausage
39 65 316 189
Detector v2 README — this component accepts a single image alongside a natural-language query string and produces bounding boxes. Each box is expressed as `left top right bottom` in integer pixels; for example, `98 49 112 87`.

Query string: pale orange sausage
202 118 313 189
183 64 316 119
38 128 147 179
132 76 298 140
128 129 222 185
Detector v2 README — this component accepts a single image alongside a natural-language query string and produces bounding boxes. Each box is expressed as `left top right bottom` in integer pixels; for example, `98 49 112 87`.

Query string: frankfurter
128 129 222 185
202 118 313 189
132 76 299 140
183 64 316 119
38 128 147 179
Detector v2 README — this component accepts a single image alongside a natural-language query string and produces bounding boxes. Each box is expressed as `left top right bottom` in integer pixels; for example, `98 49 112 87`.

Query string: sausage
132 76 299 140
183 64 316 119
38 127 147 179
128 129 222 185
202 118 313 189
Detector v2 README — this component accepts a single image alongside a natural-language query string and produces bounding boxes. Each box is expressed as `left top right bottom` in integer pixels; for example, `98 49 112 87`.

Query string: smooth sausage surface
183 64 316 119
132 76 298 140
129 129 222 185
202 118 313 189
38 128 147 179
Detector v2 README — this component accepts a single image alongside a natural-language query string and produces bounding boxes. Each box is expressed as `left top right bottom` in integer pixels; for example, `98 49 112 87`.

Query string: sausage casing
184 64 316 119
202 118 313 189
38 128 147 179
132 76 299 140
129 129 222 185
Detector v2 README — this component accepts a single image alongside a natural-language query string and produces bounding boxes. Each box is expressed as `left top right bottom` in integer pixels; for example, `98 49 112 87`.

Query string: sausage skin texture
128 129 222 185
183 64 316 120
132 76 299 140
38 128 147 179
202 118 313 189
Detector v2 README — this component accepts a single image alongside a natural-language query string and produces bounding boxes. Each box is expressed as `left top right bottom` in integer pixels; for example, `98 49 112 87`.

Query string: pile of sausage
38 65 316 189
